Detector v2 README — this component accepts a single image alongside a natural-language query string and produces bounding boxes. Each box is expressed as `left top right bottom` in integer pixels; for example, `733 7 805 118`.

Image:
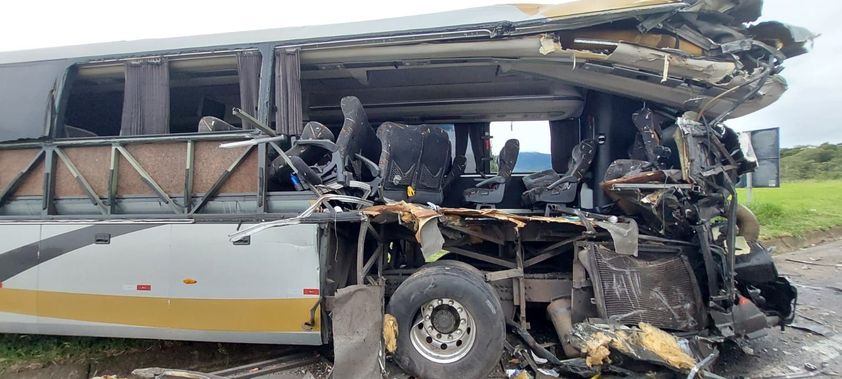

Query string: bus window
60 52 261 138
489 121 551 173
63 63 126 137
170 52 260 134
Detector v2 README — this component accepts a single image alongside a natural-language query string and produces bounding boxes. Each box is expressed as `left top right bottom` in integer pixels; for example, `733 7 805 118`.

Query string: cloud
727 0 842 147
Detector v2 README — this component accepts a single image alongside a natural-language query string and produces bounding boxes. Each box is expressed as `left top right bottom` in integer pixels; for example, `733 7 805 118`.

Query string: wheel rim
409 297 477 364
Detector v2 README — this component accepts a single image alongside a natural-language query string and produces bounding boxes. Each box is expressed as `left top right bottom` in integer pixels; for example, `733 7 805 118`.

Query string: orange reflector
183 278 198 285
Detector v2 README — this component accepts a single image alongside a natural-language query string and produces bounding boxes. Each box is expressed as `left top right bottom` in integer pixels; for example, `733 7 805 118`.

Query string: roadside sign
738 127 780 188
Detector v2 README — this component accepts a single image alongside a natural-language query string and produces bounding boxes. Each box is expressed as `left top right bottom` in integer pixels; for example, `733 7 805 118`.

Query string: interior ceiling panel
302 63 585 123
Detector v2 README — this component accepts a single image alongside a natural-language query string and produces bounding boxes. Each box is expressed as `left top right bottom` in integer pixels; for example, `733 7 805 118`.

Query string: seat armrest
476 175 506 188
297 139 338 153
547 175 578 190
355 153 381 177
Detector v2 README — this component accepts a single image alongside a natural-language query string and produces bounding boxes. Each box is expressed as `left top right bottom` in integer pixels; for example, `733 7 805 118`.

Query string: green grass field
738 180 842 239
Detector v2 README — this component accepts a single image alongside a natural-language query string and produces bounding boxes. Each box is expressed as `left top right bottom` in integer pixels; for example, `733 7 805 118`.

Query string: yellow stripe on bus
0 288 319 332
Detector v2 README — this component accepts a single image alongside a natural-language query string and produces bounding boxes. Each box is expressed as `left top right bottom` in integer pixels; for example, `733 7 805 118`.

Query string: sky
1 0 838 148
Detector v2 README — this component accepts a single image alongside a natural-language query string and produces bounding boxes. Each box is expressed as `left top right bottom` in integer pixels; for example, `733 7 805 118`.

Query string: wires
696 41 781 125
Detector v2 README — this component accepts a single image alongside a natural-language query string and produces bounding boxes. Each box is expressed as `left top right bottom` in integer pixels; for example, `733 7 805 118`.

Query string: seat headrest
301 121 335 142
497 139 520 179
335 96 381 162
198 116 240 133
63 125 98 138
567 139 596 177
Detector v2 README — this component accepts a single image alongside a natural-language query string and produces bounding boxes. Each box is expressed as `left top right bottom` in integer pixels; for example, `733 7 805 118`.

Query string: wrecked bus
0 1 812 377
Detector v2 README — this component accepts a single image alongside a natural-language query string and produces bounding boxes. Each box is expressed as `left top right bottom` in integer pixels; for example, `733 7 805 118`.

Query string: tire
387 261 504 379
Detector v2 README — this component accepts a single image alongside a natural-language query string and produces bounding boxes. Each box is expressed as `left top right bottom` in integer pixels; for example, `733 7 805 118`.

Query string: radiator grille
587 244 705 331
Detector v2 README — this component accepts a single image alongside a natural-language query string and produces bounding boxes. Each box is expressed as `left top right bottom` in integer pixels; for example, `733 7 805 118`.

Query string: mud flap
332 284 385 379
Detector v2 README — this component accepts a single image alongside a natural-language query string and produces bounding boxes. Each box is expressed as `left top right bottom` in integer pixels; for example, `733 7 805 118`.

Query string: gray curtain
237 51 261 129
120 58 169 136
274 48 303 135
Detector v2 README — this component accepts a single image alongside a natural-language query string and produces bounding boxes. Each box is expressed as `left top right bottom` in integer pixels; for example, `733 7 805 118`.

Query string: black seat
521 139 596 206
269 121 336 186
197 116 241 133
377 122 452 204
334 96 382 186
279 96 382 197
463 139 519 206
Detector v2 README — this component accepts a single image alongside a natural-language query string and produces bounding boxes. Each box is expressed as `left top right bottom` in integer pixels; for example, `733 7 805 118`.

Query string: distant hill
504 145 842 181
781 143 842 181
515 151 552 172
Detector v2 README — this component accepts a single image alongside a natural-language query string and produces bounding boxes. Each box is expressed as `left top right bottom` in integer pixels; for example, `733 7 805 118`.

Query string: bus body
0 1 812 377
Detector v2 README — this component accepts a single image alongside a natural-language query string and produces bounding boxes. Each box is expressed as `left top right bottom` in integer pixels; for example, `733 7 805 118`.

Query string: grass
0 334 164 370
738 180 842 239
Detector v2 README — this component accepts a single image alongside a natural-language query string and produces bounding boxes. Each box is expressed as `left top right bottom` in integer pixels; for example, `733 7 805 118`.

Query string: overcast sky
1 0 838 148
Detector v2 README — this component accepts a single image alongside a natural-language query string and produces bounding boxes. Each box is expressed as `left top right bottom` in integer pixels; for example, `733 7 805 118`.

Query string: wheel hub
431 304 459 334
409 297 477 363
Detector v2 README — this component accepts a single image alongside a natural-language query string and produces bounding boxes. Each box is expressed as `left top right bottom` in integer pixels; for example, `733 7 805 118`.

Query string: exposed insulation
383 314 398 353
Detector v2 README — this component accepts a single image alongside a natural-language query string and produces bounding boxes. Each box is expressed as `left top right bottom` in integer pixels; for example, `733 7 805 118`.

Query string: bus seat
63 125 98 138
334 96 382 185
521 139 596 206
377 123 452 204
463 139 519 207
197 116 241 133
269 121 336 185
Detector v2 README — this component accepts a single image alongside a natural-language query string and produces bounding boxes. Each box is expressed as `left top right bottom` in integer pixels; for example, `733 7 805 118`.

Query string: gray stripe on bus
0 224 158 282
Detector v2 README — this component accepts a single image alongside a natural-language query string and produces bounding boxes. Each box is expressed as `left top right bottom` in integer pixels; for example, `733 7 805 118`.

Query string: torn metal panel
605 43 737 84
332 284 385 379
594 219 638 256
749 21 817 59
364 201 588 231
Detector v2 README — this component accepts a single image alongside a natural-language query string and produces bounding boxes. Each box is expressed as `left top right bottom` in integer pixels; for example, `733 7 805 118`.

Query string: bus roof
0 1 680 65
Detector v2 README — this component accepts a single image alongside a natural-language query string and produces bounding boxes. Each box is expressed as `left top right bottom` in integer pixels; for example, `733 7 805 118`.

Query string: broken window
490 121 552 173
60 52 261 138
63 63 126 138
169 53 259 134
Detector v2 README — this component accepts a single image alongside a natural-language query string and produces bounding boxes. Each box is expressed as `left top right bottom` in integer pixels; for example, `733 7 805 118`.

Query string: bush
780 143 842 181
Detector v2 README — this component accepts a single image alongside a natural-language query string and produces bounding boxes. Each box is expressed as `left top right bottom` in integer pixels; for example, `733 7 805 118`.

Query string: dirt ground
712 239 842 378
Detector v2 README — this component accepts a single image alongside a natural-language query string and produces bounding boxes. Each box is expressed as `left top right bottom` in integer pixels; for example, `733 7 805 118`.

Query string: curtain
237 51 261 129
120 58 169 136
454 123 489 174
549 119 580 172
274 48 303 135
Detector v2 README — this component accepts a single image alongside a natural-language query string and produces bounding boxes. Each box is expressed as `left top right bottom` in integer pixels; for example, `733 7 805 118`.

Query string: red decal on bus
303 288 320 295
136 284 152 291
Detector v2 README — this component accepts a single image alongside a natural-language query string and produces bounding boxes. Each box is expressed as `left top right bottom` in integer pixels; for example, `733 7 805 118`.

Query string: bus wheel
387 261 504 379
